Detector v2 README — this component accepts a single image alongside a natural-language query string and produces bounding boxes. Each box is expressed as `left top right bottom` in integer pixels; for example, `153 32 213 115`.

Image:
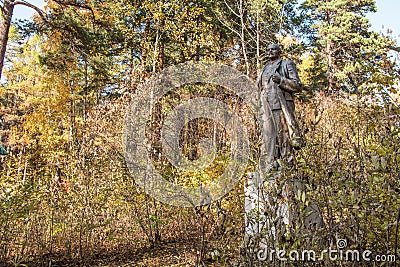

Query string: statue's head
267 43 281 61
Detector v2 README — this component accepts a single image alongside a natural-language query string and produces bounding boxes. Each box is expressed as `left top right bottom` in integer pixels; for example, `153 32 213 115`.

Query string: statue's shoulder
281 59 298 70
282 59 296 65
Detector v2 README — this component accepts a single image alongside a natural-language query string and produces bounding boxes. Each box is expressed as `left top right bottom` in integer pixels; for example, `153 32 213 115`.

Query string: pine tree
301 0 398 93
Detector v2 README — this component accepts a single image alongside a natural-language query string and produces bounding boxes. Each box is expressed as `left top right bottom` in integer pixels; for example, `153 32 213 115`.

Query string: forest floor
22 241 236 267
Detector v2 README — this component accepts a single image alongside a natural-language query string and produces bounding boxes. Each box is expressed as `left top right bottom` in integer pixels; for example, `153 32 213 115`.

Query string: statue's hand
272 74 281 84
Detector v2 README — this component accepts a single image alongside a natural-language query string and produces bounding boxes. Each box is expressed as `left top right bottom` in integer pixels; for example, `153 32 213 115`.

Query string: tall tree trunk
158 41 164 70
0 1 44 80
325 10 334 93
0 0 15 79
140 19 150 73
239 0 249 76
326 39 334 93
256 9 260 72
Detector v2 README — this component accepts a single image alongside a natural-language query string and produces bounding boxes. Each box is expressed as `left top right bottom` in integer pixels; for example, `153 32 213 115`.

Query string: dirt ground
20 241 238 267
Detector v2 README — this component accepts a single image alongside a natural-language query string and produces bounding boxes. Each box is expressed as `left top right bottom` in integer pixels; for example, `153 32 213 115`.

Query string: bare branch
215 14 241 38
12 0 47 21
51 0 96 21
390 46 400 53
223 0 240 18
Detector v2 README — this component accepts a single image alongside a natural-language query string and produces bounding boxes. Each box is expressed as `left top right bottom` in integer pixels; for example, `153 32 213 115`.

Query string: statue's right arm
278 60 302 93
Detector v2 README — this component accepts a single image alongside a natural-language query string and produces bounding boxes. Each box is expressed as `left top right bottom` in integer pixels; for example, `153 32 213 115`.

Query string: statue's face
267 45 281 60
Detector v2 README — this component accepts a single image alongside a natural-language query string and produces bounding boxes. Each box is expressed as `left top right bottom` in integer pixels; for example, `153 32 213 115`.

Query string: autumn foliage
0 0 399 266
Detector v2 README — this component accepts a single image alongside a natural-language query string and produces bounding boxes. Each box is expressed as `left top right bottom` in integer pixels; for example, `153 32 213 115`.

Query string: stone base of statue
242 171 290 265
242 171 324 266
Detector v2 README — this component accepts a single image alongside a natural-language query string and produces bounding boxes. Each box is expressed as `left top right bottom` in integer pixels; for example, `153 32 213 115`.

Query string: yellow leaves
295 189 307 203
298 53 316 88
278 34 298 49
44 0 58 11
7 24 19 40
3 34 77 159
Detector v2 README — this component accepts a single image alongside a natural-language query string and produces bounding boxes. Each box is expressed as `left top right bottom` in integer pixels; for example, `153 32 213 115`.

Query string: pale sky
12 0 45 20
12 0 400 44
367 0 400 42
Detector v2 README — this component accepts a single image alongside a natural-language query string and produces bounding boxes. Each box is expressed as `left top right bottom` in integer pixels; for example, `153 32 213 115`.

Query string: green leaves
301 0 398 93
0 144 7 155
296 92 400 257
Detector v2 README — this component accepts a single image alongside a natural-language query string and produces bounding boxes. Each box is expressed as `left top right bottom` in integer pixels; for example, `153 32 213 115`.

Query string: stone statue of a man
257 43 304 173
